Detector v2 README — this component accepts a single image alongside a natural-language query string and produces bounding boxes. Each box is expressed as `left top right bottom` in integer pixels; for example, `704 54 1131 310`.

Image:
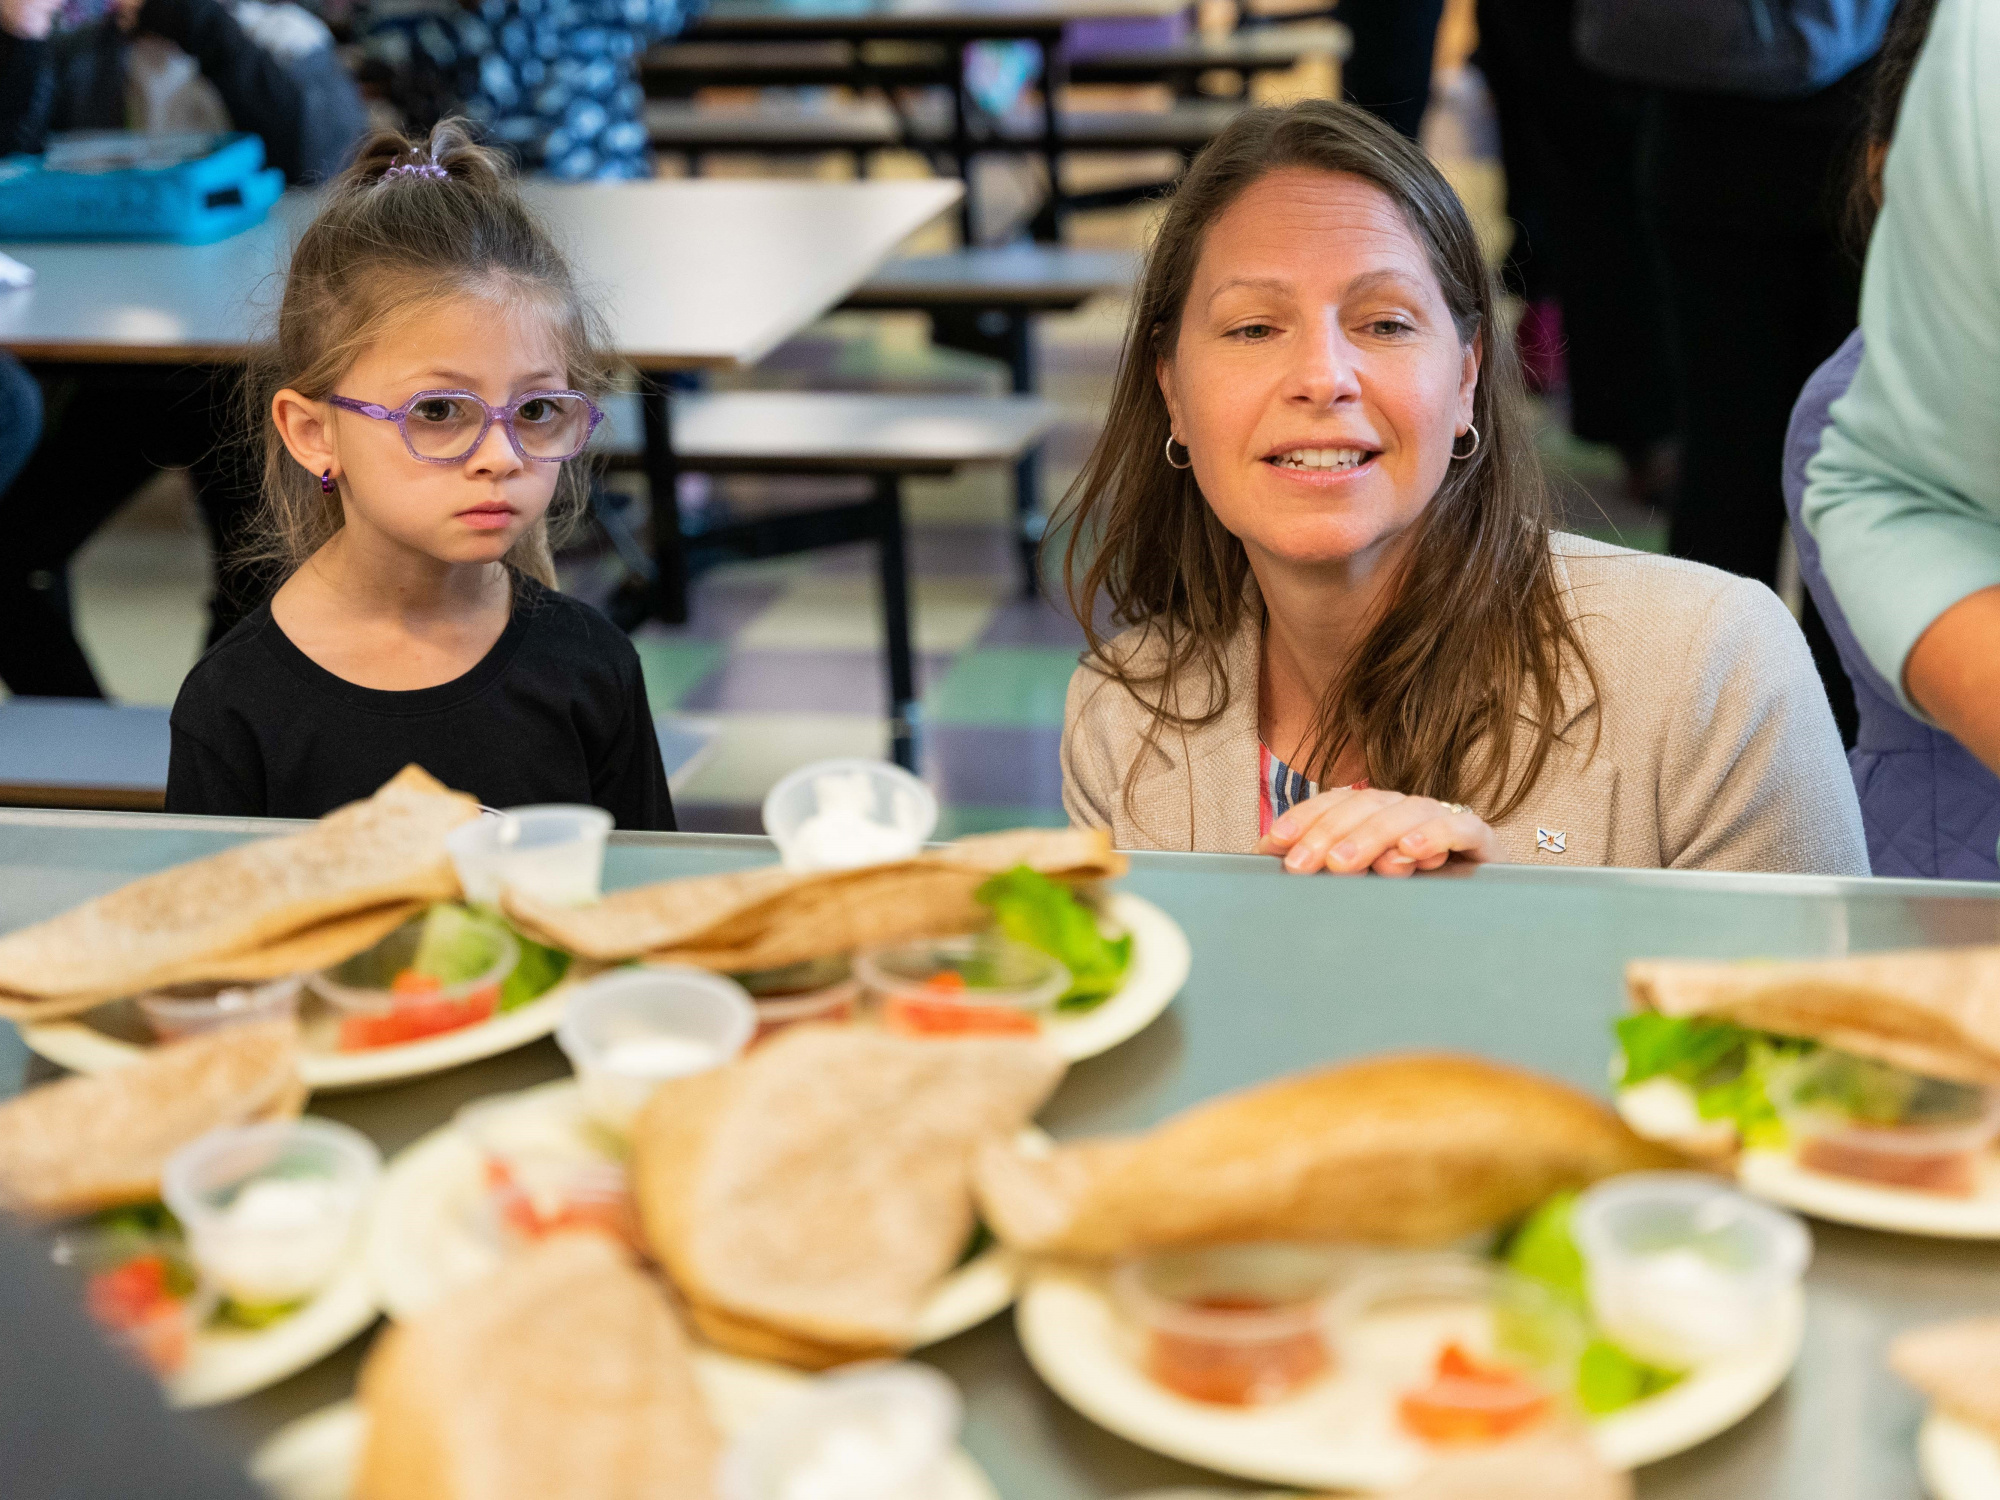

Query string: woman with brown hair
1059 98 1866 876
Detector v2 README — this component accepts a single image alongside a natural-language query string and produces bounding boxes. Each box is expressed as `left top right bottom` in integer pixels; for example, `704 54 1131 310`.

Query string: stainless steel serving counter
4 808 1998 1498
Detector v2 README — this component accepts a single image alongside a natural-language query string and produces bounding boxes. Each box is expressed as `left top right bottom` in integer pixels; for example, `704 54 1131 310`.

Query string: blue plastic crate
0 132 284 245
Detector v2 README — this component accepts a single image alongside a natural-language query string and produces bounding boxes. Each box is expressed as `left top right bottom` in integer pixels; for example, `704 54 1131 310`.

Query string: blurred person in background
1475 0 1676 513
0 0 369 697
0 354 39 506
358 0 706 181
1576 0 1901 748
0 0 366 181
1805 0 2000 879
1339 0 1448 140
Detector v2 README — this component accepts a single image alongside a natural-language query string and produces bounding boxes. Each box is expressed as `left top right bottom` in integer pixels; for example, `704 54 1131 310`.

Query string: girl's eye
411 398 460 424
516 398 556 424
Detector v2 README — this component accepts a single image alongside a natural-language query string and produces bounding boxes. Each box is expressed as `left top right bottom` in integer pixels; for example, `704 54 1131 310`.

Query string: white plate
1039 893 1187 1062
20 890 1184 1088
1737 1150 2000 1240
249 1352 1000 1500
19 978 584 1094
1014 1263 1804 1491
366 1079 1031 1350
167 1251 378 1409
1921 1411 2000 1500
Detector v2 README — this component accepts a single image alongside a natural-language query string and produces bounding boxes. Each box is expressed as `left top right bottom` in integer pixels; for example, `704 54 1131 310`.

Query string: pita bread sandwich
0 766 478 1021
1891 1316 2000 1445
354 1233 720 1500
973 1053 1681 1258
504 827 1122 973
0 1018 303 1217
1617 949 2000 1193
1381 1428 1633 1500
631 1025 1065 1367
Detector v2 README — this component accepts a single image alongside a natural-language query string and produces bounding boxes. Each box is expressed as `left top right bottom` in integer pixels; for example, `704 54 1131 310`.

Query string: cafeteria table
3 809 1999 1498
0 176 963 623
688 0 1191 241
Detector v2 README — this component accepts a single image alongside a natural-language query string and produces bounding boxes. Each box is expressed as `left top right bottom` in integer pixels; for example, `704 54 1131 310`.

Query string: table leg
639 377 689 625
949 43 975 245
1007 310 1043 598
873 475 920 771
1032 28 1068 243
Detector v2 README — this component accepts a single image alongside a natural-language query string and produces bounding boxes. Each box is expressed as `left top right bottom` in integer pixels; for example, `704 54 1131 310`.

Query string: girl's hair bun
342 119 510 194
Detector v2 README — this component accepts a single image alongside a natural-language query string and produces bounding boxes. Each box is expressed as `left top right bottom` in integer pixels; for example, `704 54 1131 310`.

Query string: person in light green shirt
1804 0 2000 774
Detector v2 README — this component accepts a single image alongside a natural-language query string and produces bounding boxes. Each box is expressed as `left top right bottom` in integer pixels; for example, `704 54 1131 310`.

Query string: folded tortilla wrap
0 765 478 1020
1626 947 2000 1087
631 1025 1065 1364
354 1233 720 1500
503 827 1123 971
0 1018 303 1217
974 1053 1684 1257
1890 1316 2000 1441
1384 1428 1632 1500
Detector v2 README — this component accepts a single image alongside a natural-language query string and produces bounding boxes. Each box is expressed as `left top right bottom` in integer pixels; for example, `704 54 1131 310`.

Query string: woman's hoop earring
1164 434 1193 470
1451 424 1481 461
319 469 336 495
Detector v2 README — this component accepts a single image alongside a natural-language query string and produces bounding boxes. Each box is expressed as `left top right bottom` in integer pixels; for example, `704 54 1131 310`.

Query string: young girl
166 122 675 829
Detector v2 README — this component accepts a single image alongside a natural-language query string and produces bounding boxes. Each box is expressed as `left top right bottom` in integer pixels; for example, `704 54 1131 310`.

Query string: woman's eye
411 398 457 424
1365 318 1413 337
1232 323 1276 341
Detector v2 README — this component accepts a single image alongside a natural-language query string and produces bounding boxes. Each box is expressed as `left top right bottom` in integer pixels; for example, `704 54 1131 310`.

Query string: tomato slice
85 1254 195 1374
338 984 498 1050
1398 1342 1554 1446
884 996 1041 1036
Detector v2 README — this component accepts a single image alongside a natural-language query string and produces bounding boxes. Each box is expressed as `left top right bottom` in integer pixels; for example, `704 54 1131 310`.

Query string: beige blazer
1062 533 1869 875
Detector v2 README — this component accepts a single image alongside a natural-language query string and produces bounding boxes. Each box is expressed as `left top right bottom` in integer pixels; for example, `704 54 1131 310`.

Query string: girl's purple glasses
328 389 604 465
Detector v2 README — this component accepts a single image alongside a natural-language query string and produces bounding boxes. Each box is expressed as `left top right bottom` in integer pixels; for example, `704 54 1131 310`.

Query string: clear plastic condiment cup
734 956 863 1045
761 758 939 873
136 975 302 1042
161 1118 381 1308
308 915 518 1051
856 932 1070 1036
1112 1243 1352 1406
554 967 756 1131
1766 1050 2000 1197
1570 1172 1811 1370
447 804 614 907
716 1362 963 1500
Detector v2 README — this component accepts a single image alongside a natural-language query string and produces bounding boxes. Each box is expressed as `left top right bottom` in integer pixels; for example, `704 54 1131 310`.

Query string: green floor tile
935 804 1071 838
632 640 725 711
926 648 1079 727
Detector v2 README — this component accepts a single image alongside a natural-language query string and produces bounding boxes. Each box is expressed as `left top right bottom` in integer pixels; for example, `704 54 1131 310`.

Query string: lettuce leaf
1613 1013 1807 1149
975 866 1132 1013
1503 1192 1683 1415
499 932 570 1013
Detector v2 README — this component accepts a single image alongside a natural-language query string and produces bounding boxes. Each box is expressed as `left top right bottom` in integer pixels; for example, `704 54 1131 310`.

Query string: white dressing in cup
555 967 756 1131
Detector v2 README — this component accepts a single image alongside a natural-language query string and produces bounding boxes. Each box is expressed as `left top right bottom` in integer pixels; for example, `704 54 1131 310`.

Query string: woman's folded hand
1255 786 1497 876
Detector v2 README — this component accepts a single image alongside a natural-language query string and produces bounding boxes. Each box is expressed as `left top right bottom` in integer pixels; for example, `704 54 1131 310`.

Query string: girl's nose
464 414 525 477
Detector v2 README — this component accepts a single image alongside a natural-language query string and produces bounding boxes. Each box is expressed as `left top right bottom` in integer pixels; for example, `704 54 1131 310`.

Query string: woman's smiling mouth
1265 446 1377 473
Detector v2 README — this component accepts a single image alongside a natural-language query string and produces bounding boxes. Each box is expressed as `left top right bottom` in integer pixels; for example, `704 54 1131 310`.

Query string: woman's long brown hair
1058 97 1594 825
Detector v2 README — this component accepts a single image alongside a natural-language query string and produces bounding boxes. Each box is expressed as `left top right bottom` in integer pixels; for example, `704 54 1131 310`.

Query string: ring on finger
1436 801 1470 816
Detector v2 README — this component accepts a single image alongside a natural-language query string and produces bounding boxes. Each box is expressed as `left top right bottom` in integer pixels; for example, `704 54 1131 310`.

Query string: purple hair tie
383 162 449 182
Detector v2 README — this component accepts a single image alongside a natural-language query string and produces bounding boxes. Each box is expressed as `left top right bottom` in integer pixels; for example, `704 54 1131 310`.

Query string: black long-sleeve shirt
167 575 677 830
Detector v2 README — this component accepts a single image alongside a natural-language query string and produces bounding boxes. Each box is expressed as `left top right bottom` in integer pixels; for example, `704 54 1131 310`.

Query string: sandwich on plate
1892 1316 2000 1490
0 766 479 1020
354 1233 719 1500
631 1024 1065 1367
1617 948 2000 1195
974 1053 1682 1256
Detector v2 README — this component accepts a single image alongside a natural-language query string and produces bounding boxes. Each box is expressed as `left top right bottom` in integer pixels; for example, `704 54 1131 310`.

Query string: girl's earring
320 469 336 495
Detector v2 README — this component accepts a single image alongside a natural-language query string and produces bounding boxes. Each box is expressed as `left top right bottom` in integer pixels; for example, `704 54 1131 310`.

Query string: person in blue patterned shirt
361 0 703 180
